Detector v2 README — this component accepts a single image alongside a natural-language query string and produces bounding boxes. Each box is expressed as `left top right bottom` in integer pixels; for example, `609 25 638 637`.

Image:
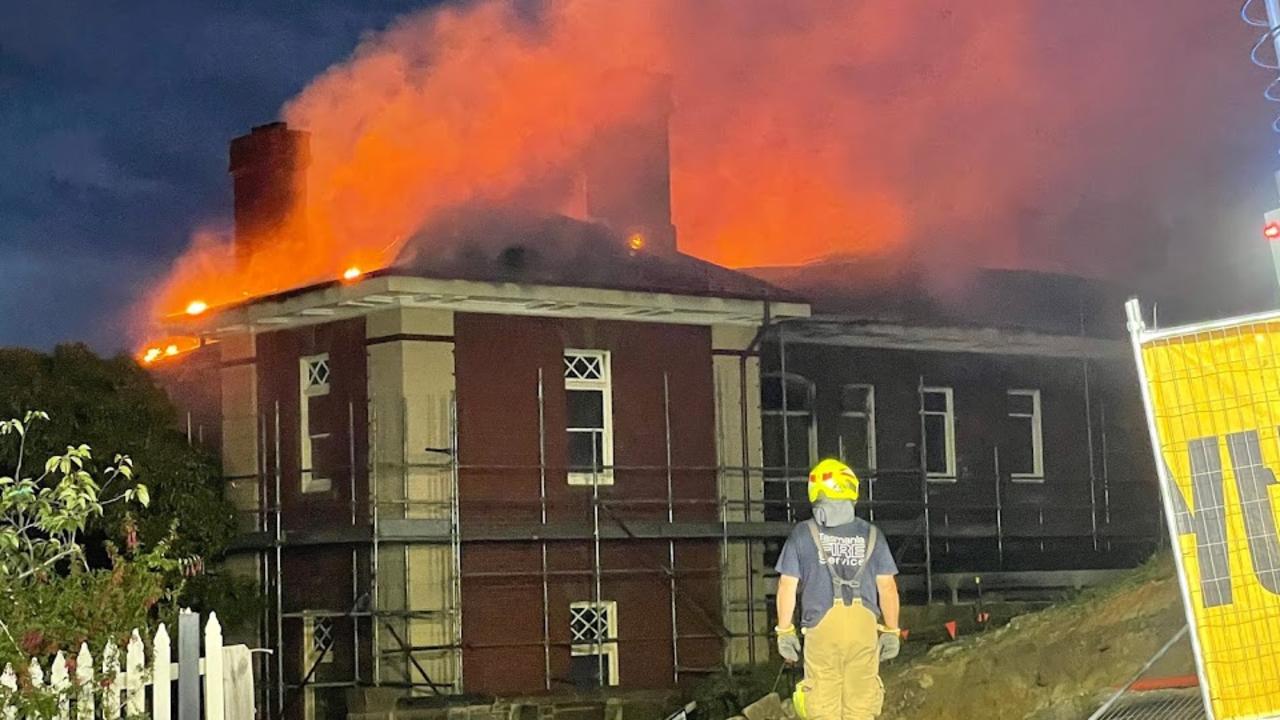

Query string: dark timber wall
762 340 1158 573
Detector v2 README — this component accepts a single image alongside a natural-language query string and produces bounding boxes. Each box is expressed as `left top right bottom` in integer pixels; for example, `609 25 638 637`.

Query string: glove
878 630 901 662
776 625 801 664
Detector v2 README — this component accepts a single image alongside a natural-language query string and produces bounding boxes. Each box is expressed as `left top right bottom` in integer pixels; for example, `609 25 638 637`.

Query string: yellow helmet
807 458 860 504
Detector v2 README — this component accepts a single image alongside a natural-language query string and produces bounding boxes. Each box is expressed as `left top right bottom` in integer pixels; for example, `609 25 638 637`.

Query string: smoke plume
149 0 1235 320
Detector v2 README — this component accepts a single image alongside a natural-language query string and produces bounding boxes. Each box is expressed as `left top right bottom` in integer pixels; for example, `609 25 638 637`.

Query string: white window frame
922 386 956 482
303 614 336 667
300 354 332 494
1008 388 1045 482
761 372 818 476
570 600 619 687
302 614 335 720
839 383 877 471
565 350 614 486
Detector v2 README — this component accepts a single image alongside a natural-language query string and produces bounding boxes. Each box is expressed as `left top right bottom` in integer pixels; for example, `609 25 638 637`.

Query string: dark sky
0 1 428 350
1 1 1279 352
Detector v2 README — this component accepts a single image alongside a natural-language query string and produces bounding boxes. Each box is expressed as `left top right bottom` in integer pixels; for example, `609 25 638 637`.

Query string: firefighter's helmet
807 458 860 504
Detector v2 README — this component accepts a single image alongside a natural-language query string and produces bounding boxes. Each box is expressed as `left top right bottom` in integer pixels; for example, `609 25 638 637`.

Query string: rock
916 673 935 689
742 692 785 720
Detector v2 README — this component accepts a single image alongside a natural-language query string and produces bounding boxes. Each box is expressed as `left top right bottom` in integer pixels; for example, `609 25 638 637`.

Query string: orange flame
138 336 201 365
144 0 1139 339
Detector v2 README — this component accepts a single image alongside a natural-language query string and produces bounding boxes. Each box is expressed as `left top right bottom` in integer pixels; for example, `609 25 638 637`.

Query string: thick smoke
149 0 1259 319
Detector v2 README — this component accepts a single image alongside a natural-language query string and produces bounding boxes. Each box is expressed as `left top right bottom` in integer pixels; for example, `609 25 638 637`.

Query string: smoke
148 0 1252 321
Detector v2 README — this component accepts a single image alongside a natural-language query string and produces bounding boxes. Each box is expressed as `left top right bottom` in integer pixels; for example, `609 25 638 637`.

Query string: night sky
2 1 1279 352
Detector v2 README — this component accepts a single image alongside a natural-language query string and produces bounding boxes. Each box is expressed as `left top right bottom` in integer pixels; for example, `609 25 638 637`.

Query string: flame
627 233 646 252
139 336 201 365
185 300 208 316
143 0 1146 338
342 266 363 281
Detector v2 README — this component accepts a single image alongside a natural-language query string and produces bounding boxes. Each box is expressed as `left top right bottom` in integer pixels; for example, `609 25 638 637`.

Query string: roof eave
165 274 811 339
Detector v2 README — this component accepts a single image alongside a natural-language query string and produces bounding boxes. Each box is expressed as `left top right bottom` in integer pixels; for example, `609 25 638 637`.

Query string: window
921 387 956 480
762 373 817 477
306 615 335 666
1007 389 1044 481
838 384 876 473
569 601 619 687
300 354 332 494
302 615 334 720
565 350 613 486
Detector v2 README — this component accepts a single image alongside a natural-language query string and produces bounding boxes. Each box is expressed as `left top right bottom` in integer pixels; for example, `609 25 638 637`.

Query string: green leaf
135 485 150 508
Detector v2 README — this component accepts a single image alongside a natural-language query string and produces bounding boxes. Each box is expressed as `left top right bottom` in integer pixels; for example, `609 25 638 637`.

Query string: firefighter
775 458 901 719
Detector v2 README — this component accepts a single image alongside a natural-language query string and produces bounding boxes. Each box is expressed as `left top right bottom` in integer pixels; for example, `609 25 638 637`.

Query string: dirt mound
880 558 1186 720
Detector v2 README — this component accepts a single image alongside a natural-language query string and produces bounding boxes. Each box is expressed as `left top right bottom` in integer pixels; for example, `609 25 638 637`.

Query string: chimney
228 121 310 265
582 73 678 255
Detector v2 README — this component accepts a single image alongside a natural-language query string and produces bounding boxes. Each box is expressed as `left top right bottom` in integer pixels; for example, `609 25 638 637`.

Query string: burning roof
391 205 795 302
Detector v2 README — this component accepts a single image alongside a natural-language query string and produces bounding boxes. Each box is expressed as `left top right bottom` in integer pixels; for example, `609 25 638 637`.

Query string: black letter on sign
1225 431 1280 595
1166 437 1232 608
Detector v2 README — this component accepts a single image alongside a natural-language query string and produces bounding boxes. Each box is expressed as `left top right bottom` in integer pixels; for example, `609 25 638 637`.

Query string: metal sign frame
1126 297 1280 720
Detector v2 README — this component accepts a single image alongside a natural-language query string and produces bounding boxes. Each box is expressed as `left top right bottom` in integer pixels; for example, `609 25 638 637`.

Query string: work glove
776 626 801 664
878 630 901 662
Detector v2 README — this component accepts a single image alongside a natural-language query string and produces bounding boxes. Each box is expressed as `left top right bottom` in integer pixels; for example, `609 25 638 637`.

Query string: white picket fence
0 612 252 720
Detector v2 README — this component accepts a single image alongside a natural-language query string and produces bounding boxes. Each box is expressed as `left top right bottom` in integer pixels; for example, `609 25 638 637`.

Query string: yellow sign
1130 301 1280 720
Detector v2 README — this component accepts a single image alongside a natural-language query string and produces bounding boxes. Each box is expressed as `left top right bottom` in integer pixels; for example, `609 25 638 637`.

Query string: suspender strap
805 520 879 606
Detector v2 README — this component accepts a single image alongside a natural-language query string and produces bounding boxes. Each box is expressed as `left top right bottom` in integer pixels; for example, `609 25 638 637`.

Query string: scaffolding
193 328 1161 718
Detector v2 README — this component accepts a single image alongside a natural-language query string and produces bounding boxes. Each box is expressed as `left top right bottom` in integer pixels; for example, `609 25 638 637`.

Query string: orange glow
342 266 363 281
137 335 201 365
144 0 1133 331
185 300 208 316
627 233 646 252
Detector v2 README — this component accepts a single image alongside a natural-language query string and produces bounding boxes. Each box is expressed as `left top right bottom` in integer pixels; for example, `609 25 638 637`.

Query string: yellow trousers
799 602 883 720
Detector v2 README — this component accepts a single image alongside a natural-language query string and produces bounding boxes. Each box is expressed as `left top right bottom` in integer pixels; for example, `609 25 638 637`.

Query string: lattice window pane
313 617 334 655
565 353 604 381
570 605 610 644
306 358 330 389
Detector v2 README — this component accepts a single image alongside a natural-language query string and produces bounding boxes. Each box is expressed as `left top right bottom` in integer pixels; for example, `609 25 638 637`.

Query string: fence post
154 624 172 720
51 651 69 720
28 657 45 697
178 611 200 720
204 613 225 720
103 640 121 720
126 630 146 717
2 663 17 720
75 644 94 720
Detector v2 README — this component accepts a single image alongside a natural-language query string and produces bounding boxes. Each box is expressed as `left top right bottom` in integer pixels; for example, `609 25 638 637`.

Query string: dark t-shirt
775 517 898 628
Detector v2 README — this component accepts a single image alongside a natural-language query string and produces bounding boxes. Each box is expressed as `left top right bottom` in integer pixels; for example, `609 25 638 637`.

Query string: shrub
0 412 183 714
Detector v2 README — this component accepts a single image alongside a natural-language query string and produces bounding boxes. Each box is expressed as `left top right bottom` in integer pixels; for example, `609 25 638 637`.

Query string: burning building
152 106 1159 720
156 118 809 719
747 261 1161 601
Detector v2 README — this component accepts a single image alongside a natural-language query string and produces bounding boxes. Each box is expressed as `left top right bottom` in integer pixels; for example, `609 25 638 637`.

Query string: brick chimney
582 74 678 256
228 122 310 265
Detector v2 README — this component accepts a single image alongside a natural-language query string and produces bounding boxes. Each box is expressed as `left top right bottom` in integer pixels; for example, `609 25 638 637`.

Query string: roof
390 207 801 303
744 259 1133 339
